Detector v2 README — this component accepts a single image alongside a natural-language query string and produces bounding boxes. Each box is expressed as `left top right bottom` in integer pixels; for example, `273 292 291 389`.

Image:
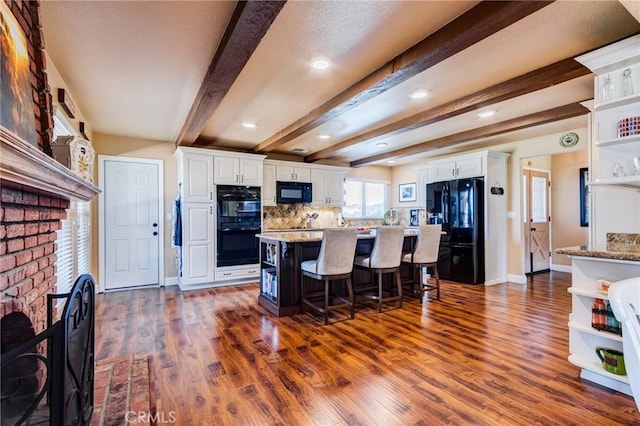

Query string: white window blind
55 201 91 302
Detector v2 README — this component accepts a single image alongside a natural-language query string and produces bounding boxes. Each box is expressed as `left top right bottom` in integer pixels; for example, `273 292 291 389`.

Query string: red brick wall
4 0 54 155
0 186 68 334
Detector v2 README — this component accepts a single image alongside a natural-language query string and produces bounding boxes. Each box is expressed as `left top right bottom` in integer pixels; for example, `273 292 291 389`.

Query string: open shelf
594 93 640 111
568 354 629 383
590 175 640 190
568 321 623 342
568 287 610 300
595 134 640 147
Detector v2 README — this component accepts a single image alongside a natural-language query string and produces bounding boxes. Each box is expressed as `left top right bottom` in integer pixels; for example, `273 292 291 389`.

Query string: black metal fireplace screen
1 274 95 426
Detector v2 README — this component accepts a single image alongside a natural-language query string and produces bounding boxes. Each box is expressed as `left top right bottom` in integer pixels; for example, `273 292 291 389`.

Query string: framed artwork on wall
579 167 589 227
399 182 417 202
0 2 38 146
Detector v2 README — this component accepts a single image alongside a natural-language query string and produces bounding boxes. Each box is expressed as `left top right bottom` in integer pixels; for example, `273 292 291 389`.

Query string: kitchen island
556 245 640 396
257 229 419 317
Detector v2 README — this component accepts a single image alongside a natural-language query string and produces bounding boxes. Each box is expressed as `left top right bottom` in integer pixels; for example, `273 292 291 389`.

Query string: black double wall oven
216 185 261 267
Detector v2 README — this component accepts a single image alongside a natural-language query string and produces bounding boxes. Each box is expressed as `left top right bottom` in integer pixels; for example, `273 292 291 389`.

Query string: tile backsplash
263 204 427 229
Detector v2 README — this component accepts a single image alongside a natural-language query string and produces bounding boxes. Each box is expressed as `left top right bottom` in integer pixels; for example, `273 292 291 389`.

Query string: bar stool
353 226 405 313
402 224 442 301
300 228 358 325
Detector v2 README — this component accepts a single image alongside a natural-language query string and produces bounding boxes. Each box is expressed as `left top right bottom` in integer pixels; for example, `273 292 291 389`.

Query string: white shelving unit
576 34 640 251
566 255 640 395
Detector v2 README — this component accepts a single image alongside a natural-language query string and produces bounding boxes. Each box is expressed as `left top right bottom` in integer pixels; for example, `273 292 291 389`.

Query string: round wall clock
559 132 579 148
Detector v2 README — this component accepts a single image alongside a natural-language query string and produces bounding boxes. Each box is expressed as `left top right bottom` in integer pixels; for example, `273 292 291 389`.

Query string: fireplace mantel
1 127 99 201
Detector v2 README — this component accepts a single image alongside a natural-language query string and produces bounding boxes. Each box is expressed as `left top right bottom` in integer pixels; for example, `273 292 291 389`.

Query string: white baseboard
551 264 572 273
164 276 178 286
484 277 507 286
507 274 527 284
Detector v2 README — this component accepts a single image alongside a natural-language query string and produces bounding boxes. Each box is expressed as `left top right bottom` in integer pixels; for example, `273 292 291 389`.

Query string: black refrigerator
426 178 484 284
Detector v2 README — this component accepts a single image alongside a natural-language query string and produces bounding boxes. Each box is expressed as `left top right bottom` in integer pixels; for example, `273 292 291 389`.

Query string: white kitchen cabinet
178 151 214 203
566 254 639 396
214 153 263 186
429 155 483 182
311 168 346 206
276 164 311 182
575 35 640 251
181 202 215 285
262 163 276 206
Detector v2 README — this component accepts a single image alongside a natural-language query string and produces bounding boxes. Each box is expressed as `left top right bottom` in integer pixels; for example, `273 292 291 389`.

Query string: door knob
153 223 158 227
530 227 537 231
153 231 158 236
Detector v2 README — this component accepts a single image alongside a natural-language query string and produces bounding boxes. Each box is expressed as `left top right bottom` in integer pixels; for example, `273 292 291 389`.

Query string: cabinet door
432 160 457 181
214 156 240 185
276 165 295 182
456 156 483 178
183 153 214 203
310 168 328 205
240 158 263 186
325 170 345 206
262 164 276 206
294 166 311 182
181 203 214 284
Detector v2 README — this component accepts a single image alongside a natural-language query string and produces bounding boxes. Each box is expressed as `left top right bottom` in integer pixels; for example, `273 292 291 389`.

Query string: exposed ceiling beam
350 102 589 167
249 0 554 154
306 58 589 162
176 0 286 147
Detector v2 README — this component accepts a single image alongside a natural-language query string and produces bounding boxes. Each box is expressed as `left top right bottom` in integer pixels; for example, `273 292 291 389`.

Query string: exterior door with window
102 158 161 289
523 169 551 274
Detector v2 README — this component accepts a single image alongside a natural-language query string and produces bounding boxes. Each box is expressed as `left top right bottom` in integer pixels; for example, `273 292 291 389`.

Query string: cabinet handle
210 206 213 214
235 174 239 183
295 173 298 180
241 175 244 183
452 169 455 176
456 168 460 176
291 173 294 180
209 192 213 201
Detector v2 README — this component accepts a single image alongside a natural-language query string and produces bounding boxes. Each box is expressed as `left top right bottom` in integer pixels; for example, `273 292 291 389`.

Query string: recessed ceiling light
318 134 330 140
387 160 396 164
310 56 331 70
409 89 428 99
376 142 388 148
478 110 496 118
241 121 257 129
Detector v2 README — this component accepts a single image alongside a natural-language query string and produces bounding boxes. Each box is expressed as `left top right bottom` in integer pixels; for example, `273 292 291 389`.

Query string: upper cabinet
311 168 346 206
429 155 483 182
214 153 264 186
177 150 214 203
262 164 277 206
276 164 311 182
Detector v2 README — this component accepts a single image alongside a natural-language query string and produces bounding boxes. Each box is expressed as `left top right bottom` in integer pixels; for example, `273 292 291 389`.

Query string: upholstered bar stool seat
301 228 358 325
353 226 405 313
401 224 442 301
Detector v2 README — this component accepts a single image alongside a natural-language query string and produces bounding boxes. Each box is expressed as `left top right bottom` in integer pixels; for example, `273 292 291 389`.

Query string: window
343 179 388 219
56 201 91 304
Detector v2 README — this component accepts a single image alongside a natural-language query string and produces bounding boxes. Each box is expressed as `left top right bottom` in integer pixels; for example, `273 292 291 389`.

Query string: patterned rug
91 353 151 426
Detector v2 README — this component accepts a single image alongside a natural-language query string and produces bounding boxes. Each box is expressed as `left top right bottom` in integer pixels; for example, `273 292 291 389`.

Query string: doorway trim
522 166 552 276
98 155 165 293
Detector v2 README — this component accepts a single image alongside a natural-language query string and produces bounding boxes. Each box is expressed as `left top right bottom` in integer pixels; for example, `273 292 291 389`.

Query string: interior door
103 159 160 289
523 169 551 274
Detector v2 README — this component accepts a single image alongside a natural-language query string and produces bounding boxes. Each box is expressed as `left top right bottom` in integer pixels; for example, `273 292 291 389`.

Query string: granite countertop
555 246 640 262
257 228 419 243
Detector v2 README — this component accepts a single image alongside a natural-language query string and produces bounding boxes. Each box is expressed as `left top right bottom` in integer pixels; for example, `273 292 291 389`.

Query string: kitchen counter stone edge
555 246 640 262
257 228 419 243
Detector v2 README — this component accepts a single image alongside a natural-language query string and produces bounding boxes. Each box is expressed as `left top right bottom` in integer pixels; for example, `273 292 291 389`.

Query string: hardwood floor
94 272 640 425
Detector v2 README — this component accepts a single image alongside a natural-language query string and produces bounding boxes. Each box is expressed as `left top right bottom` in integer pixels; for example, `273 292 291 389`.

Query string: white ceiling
40 1 640 167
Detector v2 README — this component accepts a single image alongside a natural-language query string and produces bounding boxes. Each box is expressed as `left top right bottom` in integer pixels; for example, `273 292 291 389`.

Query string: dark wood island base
257 230 418 317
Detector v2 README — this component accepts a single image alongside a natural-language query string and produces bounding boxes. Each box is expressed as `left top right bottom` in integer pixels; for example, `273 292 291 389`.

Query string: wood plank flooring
94 272 640 425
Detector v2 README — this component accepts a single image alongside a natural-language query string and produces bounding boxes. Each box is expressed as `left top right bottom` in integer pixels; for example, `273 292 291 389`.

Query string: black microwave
276 181 312 204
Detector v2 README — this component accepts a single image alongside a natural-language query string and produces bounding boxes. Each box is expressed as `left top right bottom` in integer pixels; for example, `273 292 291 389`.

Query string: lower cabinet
216 265 260 281
567 255 640 395
180 203 214 285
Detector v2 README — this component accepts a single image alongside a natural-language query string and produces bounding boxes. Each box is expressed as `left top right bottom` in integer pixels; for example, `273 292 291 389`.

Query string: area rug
91 353 151 426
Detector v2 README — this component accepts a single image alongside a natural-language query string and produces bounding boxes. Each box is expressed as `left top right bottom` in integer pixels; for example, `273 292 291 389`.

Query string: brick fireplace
1 125 98 342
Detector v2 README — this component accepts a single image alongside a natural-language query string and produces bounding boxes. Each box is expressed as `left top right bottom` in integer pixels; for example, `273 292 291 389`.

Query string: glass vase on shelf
602 75 615 102
622 68 634 97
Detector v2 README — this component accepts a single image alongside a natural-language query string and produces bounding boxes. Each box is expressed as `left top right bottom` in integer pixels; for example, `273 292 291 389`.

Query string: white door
325 171 344 206
523 169 551 274
181 203 214 283
102 158 161 290
240 159 263 186
311 168 328 205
